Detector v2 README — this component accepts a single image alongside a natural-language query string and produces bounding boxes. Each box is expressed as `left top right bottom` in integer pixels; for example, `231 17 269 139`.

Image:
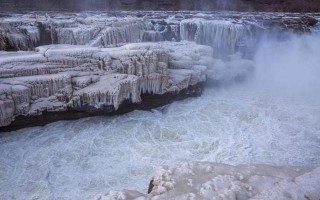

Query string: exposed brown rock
147 180 154 194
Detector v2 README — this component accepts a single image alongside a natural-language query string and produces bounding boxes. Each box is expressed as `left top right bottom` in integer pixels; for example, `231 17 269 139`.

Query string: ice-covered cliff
0 41 214 128
96 162 320 200
1 12 317 54
0 14 144 51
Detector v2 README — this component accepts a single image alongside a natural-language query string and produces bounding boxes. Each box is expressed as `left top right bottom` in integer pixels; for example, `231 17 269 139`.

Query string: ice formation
0 41 213 127
180 19 252 58
3 13 252 55
0 15 144 50
1 12 316 58
96 162 320 200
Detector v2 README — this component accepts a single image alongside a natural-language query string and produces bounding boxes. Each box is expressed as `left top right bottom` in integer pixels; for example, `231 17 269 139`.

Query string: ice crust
0 41 213 127
97 162 320 200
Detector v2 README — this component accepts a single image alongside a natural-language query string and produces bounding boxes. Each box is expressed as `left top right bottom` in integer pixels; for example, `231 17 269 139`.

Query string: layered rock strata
0 41 213 129
96 162 320 200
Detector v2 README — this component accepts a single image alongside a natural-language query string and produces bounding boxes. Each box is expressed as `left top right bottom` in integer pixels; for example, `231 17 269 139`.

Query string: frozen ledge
0 41 213 130
96 162 320 200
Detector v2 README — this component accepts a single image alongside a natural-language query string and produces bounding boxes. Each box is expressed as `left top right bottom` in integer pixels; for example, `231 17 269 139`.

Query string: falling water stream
1 26 320 200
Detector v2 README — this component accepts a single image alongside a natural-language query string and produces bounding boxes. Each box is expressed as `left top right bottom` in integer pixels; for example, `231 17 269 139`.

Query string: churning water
1 34 320 199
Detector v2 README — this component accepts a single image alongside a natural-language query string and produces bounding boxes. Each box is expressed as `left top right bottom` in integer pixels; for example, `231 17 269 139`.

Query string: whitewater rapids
1 82 320 199
1 32 320 200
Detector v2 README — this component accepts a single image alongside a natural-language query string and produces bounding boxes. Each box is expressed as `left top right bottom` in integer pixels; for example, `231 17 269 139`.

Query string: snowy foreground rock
96 162 320 200
0 41 216 128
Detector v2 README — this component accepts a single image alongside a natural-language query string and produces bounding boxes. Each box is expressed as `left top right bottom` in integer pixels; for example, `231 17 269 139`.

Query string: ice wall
0 41 212 127
1 12 317 59
0 15 144 51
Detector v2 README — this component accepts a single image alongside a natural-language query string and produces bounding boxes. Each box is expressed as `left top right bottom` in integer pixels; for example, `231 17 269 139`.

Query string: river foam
1 83 320 199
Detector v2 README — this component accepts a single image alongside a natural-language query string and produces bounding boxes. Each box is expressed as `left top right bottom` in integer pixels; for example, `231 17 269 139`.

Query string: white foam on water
0 83 320 200
1 33 320 200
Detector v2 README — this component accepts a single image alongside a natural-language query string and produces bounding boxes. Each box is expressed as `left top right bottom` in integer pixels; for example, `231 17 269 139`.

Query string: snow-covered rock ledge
96 162 320 200
0 41 214 131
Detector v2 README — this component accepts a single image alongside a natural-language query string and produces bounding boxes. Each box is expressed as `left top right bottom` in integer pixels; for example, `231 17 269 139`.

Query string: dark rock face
148 180 154 194
0 0 320 12
282 16 319 32
258 15 319 33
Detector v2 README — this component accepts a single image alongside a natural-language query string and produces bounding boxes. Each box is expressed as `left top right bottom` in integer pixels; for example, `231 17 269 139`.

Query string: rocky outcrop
0 41 213 129
96 162 320 200
282 16 319 32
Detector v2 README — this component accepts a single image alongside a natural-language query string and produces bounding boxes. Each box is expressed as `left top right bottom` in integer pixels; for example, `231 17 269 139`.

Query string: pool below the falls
1 83 320 200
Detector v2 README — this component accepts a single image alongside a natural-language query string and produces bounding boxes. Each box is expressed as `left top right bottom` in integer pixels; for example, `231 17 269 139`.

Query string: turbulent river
1 32 320 199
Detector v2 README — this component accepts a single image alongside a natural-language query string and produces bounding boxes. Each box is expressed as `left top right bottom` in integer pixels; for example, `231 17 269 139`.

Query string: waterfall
180 19 252 58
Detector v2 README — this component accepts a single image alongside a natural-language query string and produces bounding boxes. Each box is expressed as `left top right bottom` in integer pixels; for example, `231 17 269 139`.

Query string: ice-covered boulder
96 162 320 200
0 41 212 128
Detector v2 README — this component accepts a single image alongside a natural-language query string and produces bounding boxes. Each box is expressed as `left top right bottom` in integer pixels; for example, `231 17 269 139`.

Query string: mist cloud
253 33 320 100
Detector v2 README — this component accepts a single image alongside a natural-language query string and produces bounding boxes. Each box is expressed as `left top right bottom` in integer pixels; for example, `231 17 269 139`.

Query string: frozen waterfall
180 19 253 58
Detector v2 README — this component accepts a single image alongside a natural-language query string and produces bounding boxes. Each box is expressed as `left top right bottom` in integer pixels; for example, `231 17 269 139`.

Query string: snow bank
96 162 320 200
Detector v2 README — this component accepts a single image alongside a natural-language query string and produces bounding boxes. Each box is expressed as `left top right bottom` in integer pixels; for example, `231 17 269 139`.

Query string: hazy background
0 0 319 12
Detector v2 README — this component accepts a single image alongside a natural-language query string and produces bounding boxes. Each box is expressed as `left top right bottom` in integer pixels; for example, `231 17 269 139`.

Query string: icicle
71 74 141 110
10 85 31 115
0 84 15 127
99 21 144 47
0 41 214 127
180 19 252 58
142 30 163 42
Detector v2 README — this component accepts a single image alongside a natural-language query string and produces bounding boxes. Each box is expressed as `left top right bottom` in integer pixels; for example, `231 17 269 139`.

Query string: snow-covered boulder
96 162 320 200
